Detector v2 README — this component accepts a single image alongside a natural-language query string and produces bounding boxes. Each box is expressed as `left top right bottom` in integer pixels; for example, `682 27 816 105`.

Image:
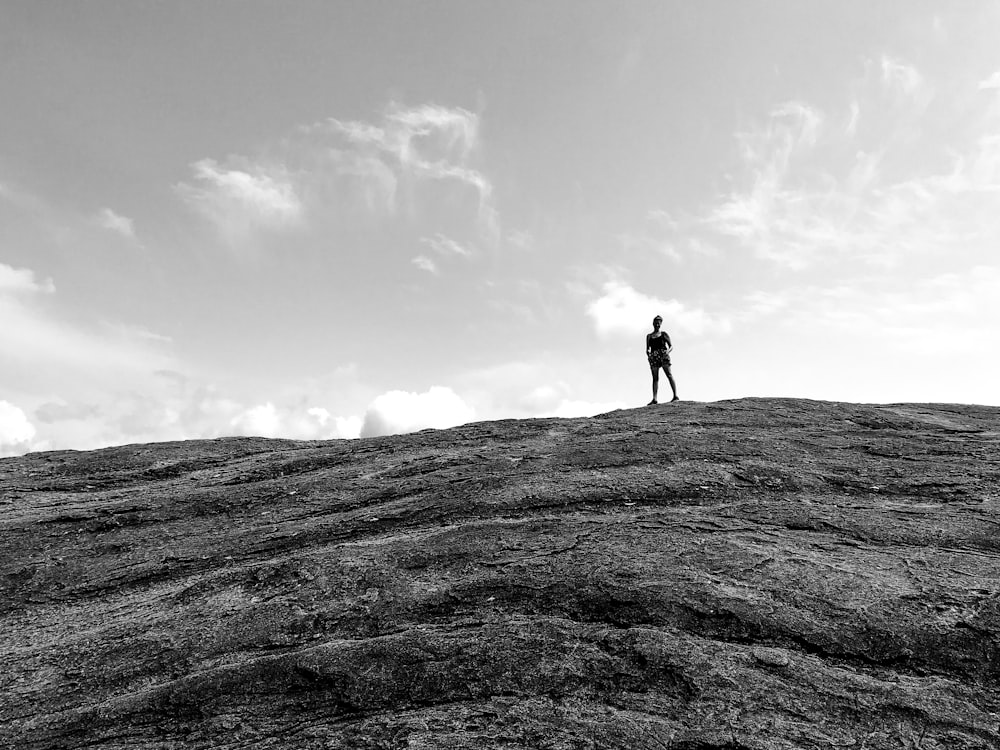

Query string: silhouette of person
646 315 678 404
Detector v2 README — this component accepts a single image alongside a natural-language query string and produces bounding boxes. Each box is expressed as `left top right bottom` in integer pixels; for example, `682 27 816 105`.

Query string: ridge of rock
2 397 999 749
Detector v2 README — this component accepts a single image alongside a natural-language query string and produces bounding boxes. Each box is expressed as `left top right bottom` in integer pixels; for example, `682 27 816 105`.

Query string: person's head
652 315 662 329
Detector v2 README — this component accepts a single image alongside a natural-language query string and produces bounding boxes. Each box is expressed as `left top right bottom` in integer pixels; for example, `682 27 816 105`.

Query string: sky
2 1 1000 456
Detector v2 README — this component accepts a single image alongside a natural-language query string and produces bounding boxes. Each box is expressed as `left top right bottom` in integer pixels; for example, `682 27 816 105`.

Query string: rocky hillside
2 397 999 749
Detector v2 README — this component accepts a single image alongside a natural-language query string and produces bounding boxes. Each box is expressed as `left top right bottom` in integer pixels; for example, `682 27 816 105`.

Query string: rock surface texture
2 398 1000 749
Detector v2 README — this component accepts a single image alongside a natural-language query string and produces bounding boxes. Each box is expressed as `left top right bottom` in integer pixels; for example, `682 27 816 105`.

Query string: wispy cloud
0 263 188 453
411 255 438 274
737 265 1000 357
0 179 52 216
411 232 472 276
706 101 825 268
421 233 473 258
0 263 174 395
846 100 860 137
178 102 500 250
698 56 1000 271
505 229 534 252
329 104 480 167
304 103 498 235
176 158 303 243
880 55 924 98
95 207 136 239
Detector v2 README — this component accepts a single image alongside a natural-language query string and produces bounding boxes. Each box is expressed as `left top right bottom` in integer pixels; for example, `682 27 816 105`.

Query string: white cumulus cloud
586 281 731 339
979 70 1000 91
0 263 54 294
230 402 283 438
332 415 363 439
360 386 475 438
229 402 362 440
0 401 37 457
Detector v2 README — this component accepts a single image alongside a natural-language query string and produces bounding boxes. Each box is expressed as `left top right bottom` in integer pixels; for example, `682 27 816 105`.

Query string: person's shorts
648 350 671 369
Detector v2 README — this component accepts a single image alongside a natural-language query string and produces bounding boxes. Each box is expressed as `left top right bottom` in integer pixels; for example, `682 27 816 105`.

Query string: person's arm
664 332 673 352
645 333 652 355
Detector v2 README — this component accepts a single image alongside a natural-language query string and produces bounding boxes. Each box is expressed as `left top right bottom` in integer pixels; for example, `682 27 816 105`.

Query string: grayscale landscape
4 5 1000 748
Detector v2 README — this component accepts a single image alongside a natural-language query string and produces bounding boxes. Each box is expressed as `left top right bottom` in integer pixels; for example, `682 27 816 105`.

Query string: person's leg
649 367 659 404
664 365 679 401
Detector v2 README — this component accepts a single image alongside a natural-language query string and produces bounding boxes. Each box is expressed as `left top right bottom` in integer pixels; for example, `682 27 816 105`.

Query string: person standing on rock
646 315 678 405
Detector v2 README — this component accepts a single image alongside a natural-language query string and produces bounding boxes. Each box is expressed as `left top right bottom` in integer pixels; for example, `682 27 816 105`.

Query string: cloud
0 401 37 457
179 102 499 249
0 180 47 214
34 388 365 449
520 385 625 418
330 153 398 213
0 263 54 294
176 158 304 242
360 386 475 438
306 408 363 439
34 401 101 424
101 321 173 344
738 265 1000 353
331 104 480 168
453 364 632 426
0 263 194 453
421 233 473 258
737 102 822 165
2 180 142 253
388 104 480 160
721 264 1000 404
307 103 497 234
227 401 362 440
334 415 363 439
615 211 719 264
880 55 924 98
0 261 370 449
95 207 135 239
0 264 175 397
411 255 438 274
506 230 534 252
230 402 282 437
699 58 1000 272
413 233 472 274
846 100 860 137
586 281 732 339
708 101 824 264
979 70 1000 91
616 230 682 262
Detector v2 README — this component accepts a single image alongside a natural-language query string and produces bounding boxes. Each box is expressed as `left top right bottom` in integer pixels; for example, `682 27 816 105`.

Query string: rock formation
2 397 999 749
